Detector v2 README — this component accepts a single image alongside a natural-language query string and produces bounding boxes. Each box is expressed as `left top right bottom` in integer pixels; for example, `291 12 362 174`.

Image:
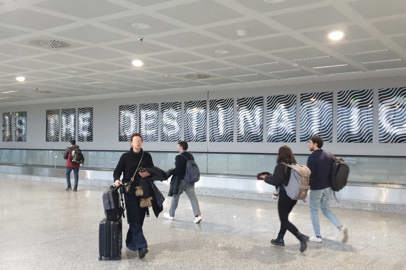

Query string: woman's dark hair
178 141 188 151
131 133 143 142
277 145 296 164
70 140 76 145
310 135 323 148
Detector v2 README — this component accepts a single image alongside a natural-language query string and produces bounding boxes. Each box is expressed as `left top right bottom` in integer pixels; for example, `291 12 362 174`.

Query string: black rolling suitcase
99 185 125 261
99 218 122 260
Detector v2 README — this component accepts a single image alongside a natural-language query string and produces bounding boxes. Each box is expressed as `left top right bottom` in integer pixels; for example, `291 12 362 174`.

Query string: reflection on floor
0 180 405 270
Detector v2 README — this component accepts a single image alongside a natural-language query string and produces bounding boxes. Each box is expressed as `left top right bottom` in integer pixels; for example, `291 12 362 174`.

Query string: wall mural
266 95 296 143
2 112 13 142
300 92 333 142
60 109 76 142
46 110 60 142
184 100 207 142
14 112 27 142
237 97 264 142
78 107 93 142
209 99 234 142
161 102 182 142
119 104 137 142
139 103 159 142
337 89 373 143
379 87 406 143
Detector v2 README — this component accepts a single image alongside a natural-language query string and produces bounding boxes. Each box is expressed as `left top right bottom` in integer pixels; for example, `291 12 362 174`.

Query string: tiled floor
1 180 405 270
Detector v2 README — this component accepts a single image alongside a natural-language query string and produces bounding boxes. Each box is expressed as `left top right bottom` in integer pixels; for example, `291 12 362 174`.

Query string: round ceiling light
131 22 151 30
328 30 345 42
131 59 144 67
16 76 26 82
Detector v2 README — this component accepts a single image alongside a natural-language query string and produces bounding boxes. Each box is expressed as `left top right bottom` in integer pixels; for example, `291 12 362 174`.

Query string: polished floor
0 180 405 270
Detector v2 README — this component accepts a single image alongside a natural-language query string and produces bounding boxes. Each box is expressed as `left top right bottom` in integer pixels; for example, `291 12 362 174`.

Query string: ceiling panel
151 51 203 63
225 54 277 66
153 31 219 48
193 44 251 58
272 47 327 60
56 25 127 44
363 59 406 70
243 35 305 52
234 0 321 13
69 47 126 59
331 39 387 55
349 0 406 19
373 17 406 36
109 40 171 54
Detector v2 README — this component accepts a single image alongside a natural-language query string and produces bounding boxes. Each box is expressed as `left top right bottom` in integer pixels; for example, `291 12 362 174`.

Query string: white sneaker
310 236 323 243
194 216 203 224
340 227 349 243
163 213 174 221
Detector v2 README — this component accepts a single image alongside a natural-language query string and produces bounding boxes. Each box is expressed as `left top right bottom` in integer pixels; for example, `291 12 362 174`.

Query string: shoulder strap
131 150 144 181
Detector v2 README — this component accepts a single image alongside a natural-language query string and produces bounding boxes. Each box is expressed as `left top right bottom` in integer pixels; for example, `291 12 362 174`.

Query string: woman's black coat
113 149 167 223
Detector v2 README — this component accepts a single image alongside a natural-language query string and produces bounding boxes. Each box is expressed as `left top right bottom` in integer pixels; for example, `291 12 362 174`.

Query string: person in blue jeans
307 135 348 243
63 140 80 192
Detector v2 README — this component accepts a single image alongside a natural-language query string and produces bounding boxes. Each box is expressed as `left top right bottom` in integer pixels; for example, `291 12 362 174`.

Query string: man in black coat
113 133 157 259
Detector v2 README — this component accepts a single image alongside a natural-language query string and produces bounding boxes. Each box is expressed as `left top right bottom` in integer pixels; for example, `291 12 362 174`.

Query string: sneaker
194 216 203 224
163 213 174 221
310 236 323 243
270 238 285 247
340 227 349 243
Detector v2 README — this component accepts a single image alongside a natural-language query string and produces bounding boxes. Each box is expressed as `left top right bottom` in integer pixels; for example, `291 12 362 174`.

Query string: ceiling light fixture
236 29 247 37
328 30 345 42
131 59 144 67
214 49 229 55
16 76 26 82
131 22 151 30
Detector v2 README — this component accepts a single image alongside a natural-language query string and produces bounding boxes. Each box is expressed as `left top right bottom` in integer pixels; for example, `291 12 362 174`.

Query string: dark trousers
277 188 301 240
126 210 147 251
66 167 79 189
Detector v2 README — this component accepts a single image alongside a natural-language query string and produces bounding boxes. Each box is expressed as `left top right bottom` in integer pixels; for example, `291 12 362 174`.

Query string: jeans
66 167 79 189
277 188 301 240
309 188 342 237
169 180 201 217
126 214 147 251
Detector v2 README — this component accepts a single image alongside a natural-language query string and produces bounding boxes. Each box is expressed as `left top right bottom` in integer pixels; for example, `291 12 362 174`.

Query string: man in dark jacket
63 140 80 192
307 135 348 244
163 141 202 224
113 133 155 259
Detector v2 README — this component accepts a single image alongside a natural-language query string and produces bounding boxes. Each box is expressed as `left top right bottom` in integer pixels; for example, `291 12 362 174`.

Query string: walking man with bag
163 141 203 224
63 140 83 192
307 135 349 243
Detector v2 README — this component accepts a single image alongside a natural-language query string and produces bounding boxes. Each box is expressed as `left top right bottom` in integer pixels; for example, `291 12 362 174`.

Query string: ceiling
0 0 406 104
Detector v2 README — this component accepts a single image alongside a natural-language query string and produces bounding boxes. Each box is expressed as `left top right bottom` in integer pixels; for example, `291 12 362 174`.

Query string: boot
271 238 285 247
298 233 309 253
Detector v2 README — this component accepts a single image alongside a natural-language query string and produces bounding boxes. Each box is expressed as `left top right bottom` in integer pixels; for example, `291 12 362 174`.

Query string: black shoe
271 238 285 247
73 188 77 192
138 248 148 259
299 234 309 253
65 187 72 191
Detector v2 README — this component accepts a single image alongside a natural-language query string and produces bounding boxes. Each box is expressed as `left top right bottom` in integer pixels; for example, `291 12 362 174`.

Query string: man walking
307 135 348 243
63 140 82 192
164 141 202 224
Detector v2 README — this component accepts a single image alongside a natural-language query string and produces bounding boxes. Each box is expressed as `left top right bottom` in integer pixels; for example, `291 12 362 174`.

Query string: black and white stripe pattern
379 87 406 143
119 104 137 142
161 102 182 142
209 99 234 142
60 109 76 142
337 89 373 143
184 100 207 142
300 92 333 142
2 113 12 142
139 103 159 142
46 110 60 142
77 107 93 142
237 97 264 142
266 95 296 143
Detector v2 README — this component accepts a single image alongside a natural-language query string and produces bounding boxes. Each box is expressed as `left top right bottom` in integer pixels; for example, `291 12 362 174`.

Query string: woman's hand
114 180 122 187
139 170 151 179
256 172 271 180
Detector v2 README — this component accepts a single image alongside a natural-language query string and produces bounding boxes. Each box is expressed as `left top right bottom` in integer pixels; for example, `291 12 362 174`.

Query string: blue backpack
182 154 200 184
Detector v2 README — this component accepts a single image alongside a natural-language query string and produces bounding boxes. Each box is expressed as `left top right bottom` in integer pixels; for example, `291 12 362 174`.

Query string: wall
1 75 406 156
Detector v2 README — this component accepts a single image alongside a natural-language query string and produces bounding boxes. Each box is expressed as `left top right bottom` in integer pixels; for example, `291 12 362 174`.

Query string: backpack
282 163 311 201
330 157 350 192
102 186 124 222
182 154 200 184
71 148 84 164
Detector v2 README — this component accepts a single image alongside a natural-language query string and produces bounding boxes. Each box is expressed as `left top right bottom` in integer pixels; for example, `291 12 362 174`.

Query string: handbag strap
130 150 145 182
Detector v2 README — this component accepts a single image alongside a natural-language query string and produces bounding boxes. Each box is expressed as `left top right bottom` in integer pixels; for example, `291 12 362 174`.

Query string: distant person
63 140 83 192
164 141 202 224
307 135 348 243
257 145 309 253
113 133 155 259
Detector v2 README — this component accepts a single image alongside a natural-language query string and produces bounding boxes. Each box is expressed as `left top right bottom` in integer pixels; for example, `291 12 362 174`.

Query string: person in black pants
257 145 309 253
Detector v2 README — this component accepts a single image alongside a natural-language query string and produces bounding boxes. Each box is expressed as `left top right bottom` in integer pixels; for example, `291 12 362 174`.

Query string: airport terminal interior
0 0 406 269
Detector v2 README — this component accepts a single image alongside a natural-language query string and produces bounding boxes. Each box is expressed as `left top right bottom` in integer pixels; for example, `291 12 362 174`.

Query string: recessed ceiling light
328 30 345 42
214 49 229 55
16 76 25 82
0 90 17 94
236 29 247 37
131 22 151 30
131 59 144 67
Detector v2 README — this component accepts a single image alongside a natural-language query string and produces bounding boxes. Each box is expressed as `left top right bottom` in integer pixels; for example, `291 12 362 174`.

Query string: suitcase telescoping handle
110 185 126 219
